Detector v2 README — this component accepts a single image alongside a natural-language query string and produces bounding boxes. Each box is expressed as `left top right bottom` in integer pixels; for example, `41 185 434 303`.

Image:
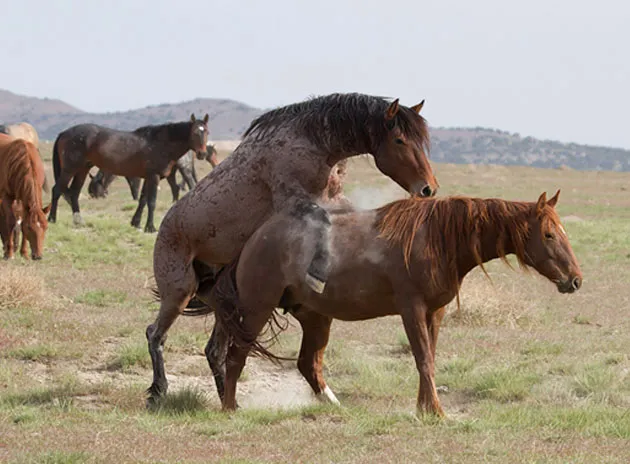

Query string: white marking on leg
317 385 340 406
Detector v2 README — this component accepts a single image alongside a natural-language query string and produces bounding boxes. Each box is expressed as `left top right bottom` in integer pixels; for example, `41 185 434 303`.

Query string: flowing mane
0 139 46 220
242 93 430 154
376 195 563 286
133 121 193 141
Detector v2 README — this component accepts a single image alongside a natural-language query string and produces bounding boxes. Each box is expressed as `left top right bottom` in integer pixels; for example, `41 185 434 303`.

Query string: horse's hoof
305 273 326 294
144 225 156 233
130 219 141 229
72 213 84 226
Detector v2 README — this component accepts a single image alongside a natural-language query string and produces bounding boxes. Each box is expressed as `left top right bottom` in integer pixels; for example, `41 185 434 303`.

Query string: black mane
133 121 193 142
243 93 429 154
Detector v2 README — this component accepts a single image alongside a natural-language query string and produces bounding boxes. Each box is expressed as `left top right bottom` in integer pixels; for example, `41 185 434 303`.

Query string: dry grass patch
0 265 47 311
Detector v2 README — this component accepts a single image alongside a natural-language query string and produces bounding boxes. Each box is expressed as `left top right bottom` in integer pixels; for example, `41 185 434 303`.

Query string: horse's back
3 122 39 147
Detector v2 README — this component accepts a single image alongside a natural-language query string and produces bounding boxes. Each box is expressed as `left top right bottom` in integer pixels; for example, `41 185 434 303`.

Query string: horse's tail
213 258 293 365
52 135 61 183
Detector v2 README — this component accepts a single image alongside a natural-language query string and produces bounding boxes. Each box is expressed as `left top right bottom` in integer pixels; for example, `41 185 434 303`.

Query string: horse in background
201 191 582 416
88 143 219 201
48 114 209 232
0 122 49 193
146 92 439 406
0 134 50 260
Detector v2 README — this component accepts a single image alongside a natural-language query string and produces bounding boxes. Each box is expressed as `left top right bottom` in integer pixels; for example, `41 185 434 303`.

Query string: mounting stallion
146 92 439 405
47 115 209 232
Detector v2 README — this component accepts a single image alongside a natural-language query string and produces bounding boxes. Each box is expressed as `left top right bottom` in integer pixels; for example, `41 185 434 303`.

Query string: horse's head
373 99 439 198
524 190 582 293
22 205 50 260
87 172 108 198
189 114 210 160
203 143 219 167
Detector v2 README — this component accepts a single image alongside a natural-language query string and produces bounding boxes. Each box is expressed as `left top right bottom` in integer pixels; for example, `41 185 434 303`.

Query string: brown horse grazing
88 143 219 201
146 93 439 405
47 114 209 232
206 191 582 416
0 134 50 260
0 122 49 193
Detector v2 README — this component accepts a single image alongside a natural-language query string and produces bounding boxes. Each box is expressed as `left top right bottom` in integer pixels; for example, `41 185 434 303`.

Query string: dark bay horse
47 114 209 232
147 93 439 404
0 134 50 260
206 191 582 416
88 143 219 201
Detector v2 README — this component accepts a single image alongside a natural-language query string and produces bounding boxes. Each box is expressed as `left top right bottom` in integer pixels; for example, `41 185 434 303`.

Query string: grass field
0 143 629 463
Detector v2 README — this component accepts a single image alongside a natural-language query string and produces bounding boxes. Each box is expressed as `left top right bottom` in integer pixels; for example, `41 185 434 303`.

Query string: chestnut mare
0 134 50 260
207 191 582 416
146 93 439 405
47 114 209 232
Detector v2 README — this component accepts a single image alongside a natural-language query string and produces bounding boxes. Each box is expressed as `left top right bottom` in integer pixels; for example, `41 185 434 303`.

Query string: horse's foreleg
48 171 74 223
180 166 196 192
131 181 149 229
400 298 444 417
0 198 15 259
144 174 160 233
166 170 180 203
293 310 339 405
428 306 446 363
288 200 331 294
125 177 141 201
68 167 90 226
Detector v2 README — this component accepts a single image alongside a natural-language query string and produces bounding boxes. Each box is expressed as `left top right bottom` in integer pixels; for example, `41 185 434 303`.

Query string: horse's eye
544 232 555 240
395 138 404 145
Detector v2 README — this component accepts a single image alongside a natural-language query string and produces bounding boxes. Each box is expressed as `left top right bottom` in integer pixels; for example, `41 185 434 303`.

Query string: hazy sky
2 0 629 148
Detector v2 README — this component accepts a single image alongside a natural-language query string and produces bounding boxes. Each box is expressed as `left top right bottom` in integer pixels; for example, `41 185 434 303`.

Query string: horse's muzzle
557 275 581 294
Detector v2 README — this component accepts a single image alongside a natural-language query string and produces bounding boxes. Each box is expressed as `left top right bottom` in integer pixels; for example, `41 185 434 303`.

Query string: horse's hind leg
222 305 275 411
204 321 229 403
146 243 197 405
292 310 339 405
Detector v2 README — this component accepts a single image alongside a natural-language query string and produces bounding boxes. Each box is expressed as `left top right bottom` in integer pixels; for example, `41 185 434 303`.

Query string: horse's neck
455 208 523 280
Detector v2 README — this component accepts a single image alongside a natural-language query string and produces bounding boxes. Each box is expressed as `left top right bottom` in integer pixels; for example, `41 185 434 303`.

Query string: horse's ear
410 100 425 114
385 98 400 120
190 113 196 122
42 203 51 215
203 113 209 124
536 192 547 213
547 189 560 208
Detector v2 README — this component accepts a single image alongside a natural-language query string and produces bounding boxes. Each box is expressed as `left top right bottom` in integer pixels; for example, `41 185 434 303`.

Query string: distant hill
1 89 629 172
0 89 264 142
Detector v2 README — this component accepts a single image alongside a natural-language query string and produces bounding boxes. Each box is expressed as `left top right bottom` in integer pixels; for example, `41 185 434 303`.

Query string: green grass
107 342 151 371
1 155 629 463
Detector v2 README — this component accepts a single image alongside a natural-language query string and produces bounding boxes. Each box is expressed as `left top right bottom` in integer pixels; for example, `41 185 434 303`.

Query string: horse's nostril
421 185 433 197
572 276 581 290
